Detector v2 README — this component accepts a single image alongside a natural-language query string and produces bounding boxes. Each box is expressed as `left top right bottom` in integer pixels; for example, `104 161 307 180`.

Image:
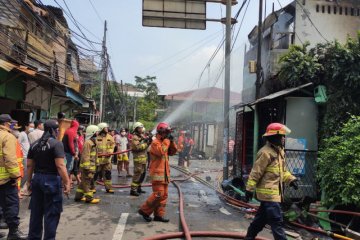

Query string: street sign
142 0 206 30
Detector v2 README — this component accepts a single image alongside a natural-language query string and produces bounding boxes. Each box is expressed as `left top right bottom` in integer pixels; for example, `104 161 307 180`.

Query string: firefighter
96 122 115 193
75 125 100 204
244 123 299 240
138 122 177 222
177 130 185 166
130 122 149 196
0 114 27 239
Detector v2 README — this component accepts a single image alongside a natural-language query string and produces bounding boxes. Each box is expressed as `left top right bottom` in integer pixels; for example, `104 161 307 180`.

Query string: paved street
8 157 273 240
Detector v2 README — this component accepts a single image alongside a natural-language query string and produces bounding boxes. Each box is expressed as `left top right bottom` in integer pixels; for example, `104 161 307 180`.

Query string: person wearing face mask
26 120 70 240
0 114 27 239
28 120 44 145
244 123 299 240
117 128 131 177
138 122 177 223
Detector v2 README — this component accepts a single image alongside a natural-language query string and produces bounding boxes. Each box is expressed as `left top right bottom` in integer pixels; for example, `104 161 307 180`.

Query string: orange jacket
149 135 177 184
177 135 184 152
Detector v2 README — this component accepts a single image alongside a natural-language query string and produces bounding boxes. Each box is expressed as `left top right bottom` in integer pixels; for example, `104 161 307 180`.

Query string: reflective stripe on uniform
256 187 279 195
265 166 280 173
76 188 84 193
7 166 20 174
150 175 165 182
283 171 292 181
133 156 147 161
247 179 257 187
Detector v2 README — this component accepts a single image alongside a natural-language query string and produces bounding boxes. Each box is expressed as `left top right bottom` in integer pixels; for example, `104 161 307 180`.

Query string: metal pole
223 0 231 180
99 20 107 122
255 0 263 99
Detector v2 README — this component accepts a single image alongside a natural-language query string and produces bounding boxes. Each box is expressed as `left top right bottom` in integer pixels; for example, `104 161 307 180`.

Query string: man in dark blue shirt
26 120 70 240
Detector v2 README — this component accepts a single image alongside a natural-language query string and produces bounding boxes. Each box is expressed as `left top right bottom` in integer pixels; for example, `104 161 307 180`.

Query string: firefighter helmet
97 122 108 132
86 125 99 140
133 122 144 131
156 122 171 134
263 123 291 137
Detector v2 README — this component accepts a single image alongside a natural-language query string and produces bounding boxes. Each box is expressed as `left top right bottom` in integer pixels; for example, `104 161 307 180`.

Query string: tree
318 116 360 208
278 34 360 138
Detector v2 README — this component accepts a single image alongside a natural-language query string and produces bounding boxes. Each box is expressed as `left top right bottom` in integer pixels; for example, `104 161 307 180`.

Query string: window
339 7 342 15
322 5 325 13
350 8 354 16
328 5 331 14
316 4 319 12
345 7 348 15
207 124 215 146
357 9 360 16
333 6 337 14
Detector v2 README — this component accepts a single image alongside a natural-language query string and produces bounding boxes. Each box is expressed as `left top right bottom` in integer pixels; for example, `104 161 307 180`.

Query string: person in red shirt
182 132 194 168
62 120 79 186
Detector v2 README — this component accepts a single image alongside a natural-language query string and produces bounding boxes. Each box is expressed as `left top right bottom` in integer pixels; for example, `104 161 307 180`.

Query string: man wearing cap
28 120 44 145
244 123 299 240
0 114 27 239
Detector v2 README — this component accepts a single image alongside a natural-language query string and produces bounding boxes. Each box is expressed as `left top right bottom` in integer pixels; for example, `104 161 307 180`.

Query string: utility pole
99 20 107 122
255 0 263 99
223 0 231 180
253 0 263 164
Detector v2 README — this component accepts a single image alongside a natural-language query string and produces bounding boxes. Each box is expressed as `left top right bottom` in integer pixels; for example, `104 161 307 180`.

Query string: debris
219 207 231 215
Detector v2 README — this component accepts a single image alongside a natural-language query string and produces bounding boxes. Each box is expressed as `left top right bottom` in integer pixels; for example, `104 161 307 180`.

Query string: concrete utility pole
99 20 107 122
223 0 231 180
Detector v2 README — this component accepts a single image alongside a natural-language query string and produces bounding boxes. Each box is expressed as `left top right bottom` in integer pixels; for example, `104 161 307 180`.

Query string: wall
24 80 50 111
295 0 360 46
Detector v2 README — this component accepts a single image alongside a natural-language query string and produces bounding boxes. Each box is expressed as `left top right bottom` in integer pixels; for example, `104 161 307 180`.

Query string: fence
284 149 318 200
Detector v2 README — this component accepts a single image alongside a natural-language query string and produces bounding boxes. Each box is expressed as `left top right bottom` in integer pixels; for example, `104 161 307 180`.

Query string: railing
284 149 318 200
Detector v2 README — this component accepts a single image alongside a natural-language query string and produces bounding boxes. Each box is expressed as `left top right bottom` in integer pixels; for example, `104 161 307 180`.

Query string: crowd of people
0 111 179 239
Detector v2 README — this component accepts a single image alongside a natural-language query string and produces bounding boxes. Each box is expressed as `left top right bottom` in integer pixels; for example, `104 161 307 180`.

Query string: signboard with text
142 0 206 30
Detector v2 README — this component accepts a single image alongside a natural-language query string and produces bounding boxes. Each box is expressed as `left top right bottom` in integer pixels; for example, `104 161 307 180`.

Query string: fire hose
170 165 356 240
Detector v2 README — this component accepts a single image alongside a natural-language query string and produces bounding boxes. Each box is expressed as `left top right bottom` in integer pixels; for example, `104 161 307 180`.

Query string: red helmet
156 122 171 134
263 123 291 137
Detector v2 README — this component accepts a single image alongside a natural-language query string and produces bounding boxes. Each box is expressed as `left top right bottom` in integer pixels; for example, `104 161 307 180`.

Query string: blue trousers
28 174 63 240
0 181 20 229
65 152 74 174
245 201 287 240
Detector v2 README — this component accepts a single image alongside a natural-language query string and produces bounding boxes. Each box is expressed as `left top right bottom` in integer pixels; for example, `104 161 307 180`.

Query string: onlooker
18 122 34 196
62 120 79 178
28 120 44 145
228 136 235 166
71 125 85 186
0 114 27 239
180 132 194 168
117 128 131 177
26 120 70 240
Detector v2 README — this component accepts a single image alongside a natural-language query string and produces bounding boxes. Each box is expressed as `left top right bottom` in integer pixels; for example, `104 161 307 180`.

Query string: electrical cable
88 0 103 23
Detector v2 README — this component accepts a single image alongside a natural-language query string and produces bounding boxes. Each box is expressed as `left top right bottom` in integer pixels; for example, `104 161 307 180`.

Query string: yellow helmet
85 125 99 140
97 122 108 132
133 122 144 131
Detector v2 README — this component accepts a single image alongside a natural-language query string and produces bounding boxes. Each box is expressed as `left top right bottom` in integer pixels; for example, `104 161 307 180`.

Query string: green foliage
318 116 360 207
134 76 160 123
279 43 323 87
278 34 360 138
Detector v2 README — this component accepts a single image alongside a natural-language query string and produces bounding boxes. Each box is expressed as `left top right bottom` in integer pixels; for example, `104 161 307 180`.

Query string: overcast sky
42 0 292 94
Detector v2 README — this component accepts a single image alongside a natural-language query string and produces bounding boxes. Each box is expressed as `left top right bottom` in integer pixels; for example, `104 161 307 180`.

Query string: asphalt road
3 157 274 240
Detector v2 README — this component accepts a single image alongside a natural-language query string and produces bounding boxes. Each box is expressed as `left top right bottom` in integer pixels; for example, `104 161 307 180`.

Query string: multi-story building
0 0 92 124
235 0 360 199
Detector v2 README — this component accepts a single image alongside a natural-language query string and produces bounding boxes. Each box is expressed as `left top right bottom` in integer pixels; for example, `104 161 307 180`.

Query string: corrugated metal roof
233 82 313 109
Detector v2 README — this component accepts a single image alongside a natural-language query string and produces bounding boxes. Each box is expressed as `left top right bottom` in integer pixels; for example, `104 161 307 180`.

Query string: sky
42 0 293 94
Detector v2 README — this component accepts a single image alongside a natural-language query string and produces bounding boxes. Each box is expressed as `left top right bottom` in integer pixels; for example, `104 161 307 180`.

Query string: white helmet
86 125 99 140
133 122 144 131
97 122 108 132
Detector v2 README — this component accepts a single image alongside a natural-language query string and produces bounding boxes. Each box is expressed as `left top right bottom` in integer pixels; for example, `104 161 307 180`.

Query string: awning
233 82 313 109
65 87 89 107
0 59 37 76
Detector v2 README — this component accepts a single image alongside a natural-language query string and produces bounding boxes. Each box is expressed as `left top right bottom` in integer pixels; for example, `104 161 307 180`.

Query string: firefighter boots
130 190 140 196
153 216 170 223
138 209 152 222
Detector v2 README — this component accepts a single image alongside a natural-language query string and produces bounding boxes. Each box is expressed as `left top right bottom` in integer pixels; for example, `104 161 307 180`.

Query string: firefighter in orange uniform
177 130 185 166
138 122 177 223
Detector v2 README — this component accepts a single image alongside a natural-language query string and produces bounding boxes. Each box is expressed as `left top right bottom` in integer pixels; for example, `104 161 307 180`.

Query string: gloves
290 179 299 190
167 134 174 141
245 190 254 202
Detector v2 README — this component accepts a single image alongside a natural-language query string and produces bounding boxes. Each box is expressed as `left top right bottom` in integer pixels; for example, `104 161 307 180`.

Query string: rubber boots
137 186 146 194
138 209 152 222
153 216 170 222
0 217 8 229
86 198 100 204
7 227 27 240
130 190 140 196
106 189 115 194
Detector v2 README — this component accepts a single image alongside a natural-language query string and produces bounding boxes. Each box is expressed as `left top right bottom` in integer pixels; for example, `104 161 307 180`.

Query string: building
0 0 94 126
235 0 360 199
165 87 241 159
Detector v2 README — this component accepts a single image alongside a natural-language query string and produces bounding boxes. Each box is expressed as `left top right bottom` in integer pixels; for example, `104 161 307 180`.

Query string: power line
294 0 328 43
231 0 250 50
88 0 103 23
